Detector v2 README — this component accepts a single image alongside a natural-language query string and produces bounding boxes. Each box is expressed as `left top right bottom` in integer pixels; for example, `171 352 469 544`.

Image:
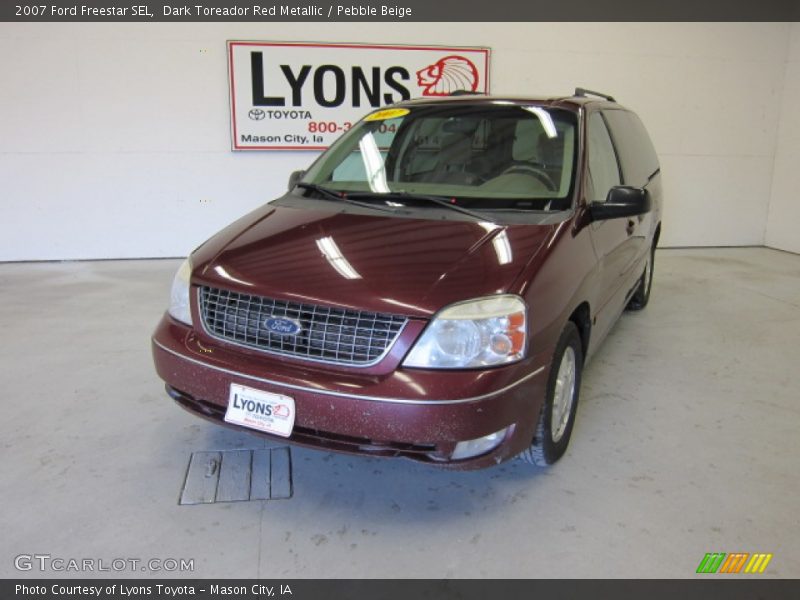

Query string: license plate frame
225 383 295 438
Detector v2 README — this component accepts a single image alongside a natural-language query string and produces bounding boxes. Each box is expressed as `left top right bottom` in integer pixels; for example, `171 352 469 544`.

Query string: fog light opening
451 426 511 460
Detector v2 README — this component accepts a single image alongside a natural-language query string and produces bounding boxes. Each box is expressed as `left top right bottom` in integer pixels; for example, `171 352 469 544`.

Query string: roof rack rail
574 87 616 102
450 90 484 96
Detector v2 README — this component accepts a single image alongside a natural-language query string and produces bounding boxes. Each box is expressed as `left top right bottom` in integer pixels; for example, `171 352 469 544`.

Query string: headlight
168 257 193 326
403 295 526 369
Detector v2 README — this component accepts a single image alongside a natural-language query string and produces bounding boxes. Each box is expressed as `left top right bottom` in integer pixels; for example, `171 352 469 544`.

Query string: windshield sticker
364 108 410 122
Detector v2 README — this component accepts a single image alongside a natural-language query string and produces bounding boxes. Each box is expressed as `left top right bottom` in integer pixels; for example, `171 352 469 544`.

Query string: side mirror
590 186 651 221
287 170 305 191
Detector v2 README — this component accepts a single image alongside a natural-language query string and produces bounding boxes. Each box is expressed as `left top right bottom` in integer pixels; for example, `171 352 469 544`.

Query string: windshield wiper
345 191 498 224
295 183 406 215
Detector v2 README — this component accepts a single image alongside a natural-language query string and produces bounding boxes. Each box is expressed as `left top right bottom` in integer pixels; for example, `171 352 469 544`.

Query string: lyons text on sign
228 41 491 150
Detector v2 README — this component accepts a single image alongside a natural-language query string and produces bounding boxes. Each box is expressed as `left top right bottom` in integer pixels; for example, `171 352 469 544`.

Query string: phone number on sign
308 122 399 134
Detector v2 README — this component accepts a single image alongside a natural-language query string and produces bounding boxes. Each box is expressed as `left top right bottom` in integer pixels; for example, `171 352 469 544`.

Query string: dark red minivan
152 89 662 468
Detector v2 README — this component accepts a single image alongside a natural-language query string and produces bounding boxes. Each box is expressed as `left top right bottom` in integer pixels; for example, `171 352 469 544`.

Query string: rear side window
587 112 621 203
601 109 660 187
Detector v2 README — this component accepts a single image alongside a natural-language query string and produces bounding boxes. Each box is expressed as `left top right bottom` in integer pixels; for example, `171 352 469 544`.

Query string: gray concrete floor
0 247 798 578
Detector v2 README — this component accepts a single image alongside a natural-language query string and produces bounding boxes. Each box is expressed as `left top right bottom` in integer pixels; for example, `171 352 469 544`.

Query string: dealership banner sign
228 41 491 151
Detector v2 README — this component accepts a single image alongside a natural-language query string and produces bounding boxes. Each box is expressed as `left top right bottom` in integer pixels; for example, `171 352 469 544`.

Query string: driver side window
587 113 621 203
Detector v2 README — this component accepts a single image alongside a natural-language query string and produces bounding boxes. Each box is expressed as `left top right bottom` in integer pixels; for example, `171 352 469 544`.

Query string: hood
192 202 554 318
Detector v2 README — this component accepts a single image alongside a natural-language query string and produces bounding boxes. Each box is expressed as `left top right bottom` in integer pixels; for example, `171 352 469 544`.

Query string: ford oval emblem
264 316 302 336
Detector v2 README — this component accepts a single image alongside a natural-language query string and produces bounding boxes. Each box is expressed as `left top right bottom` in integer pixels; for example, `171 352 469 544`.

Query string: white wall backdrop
766 23 800 255
0 22 795 261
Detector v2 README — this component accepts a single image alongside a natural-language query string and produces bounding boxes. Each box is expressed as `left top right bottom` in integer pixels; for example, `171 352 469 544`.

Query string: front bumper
152 314 548 469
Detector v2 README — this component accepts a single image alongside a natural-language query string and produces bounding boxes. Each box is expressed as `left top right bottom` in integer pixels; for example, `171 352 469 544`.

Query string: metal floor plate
179 447 292 505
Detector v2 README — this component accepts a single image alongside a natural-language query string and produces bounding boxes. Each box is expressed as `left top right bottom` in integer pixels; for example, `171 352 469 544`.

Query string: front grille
198 286 408 366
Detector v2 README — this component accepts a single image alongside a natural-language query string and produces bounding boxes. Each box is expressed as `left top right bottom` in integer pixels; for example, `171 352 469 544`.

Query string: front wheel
519 322 583 467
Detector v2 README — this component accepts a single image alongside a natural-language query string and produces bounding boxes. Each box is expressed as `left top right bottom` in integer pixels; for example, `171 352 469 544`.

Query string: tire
519 321 583 467
627 244 655 311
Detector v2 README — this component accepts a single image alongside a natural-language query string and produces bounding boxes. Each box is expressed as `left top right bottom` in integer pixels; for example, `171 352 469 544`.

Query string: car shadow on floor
171 419 551 525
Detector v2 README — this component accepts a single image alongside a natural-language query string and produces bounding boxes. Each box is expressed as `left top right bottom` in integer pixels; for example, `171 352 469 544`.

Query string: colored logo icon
696 552 773 574
416 55 479 96
264 316 302 336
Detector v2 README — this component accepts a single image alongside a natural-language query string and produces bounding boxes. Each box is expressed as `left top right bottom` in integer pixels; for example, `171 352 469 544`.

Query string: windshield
301 103 577 211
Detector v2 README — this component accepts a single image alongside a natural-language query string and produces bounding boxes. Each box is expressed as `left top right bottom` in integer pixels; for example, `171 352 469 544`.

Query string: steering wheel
428 168 486 186
500 162 557 191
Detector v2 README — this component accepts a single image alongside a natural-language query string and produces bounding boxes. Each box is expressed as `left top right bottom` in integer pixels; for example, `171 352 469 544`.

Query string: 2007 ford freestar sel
151 89 662 469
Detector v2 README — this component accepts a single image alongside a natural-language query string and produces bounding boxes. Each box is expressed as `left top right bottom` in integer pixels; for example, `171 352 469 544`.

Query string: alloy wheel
551 346 577 442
